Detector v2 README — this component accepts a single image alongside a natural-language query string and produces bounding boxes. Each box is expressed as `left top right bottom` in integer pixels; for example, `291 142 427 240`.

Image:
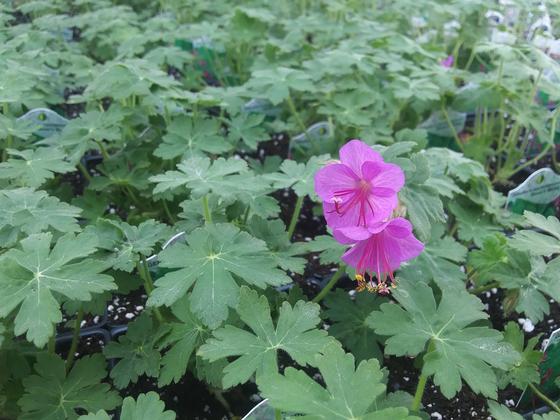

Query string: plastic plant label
290 121 333 151
243 98 281 118
518 328 560 410
419 110 466 138
506 168 560 216
242 399 278 420
17 108 68 139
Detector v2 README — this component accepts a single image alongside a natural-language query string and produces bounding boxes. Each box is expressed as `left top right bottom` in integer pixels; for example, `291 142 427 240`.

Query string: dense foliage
1 0 560 419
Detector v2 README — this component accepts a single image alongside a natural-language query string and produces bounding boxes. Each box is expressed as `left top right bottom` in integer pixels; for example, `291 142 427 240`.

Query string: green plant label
506 168 560 216
518 327 560 409
17 108 68 138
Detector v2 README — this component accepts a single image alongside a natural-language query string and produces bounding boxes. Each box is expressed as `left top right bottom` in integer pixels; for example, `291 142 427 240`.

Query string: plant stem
312 265 346 303
95 140 110 161
468 281 499 295
509 144 552 177
441 105 464 152
275 408 282 420
77 162 92 182
66 308 84 373
202 195 213 224
137 256 164 323
287 195 304 239
411 340 436 412
162 200 176 224
47 336 55 354
411 373 428 412
2 103 11 162
529 382 560 414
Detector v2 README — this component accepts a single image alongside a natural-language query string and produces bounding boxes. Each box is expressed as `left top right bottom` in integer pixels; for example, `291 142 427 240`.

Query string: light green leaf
154 116 231 160
0 232 116 347
258 343 419 420
511 212 560 257
264 155 330 198
0 188 82 247
79 392 175 420
499 322 541 390
487 401 523 420
148 224 291 328
150 156 250 199
0 148 74 187
368 278 519 399
198 286 333 388
18 354 121 420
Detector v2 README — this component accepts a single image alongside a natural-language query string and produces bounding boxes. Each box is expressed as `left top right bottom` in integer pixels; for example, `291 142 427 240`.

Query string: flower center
329 179 375 225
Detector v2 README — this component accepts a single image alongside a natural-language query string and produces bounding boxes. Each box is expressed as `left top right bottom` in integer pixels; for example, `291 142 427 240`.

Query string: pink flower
314 140 405 229
440 55 454 68
334 218 424 293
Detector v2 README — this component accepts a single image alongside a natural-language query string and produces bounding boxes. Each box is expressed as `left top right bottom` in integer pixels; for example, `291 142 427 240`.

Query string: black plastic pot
55 328 111 360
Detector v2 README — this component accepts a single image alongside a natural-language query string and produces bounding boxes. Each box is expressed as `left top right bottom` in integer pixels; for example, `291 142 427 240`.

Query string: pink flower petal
339 140 382 176
362 161 405 191
314 163 358 203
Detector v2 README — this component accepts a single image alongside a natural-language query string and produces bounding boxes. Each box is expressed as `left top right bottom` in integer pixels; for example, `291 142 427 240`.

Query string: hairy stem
312 265 346 303
529 382 560 414
287 195 304 239
66 308 84 373
202 195 213 224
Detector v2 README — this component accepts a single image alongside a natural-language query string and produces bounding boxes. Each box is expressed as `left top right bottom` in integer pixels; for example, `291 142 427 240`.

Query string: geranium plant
1 0 560 419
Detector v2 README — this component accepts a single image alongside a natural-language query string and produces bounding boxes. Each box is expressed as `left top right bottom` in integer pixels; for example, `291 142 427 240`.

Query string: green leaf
499 322 541 390
323 289 385 362
0 188 82 247
247 216 307 273
0 232 116 347
226 113 267 149
368 278 520 398
511 212 560 257
264 154 329 198
55 109 124 162
18 354 121 420
103 314 165 389
487 401 523 420
488 249 559 322
79 392 175 420
154 116 232 160
148 223 291 328
197 286 333 388
150 156 250 199
400 184 445 241
257 343 418 420
449 199 501 247
89 219 171 272
304 235 346 266
158 296 208 386
246 67 314 105
0 148 74 187
468 233 509 285
399 224 467 289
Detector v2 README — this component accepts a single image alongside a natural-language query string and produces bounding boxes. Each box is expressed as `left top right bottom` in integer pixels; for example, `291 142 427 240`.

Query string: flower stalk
411 339 436 412
312 265 346 303
287 195 304 239
66 308 84 373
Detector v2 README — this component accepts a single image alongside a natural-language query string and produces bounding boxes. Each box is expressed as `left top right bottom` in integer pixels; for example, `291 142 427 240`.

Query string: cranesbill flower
314 140 405 229
334 217 424 294
440 55 454 68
